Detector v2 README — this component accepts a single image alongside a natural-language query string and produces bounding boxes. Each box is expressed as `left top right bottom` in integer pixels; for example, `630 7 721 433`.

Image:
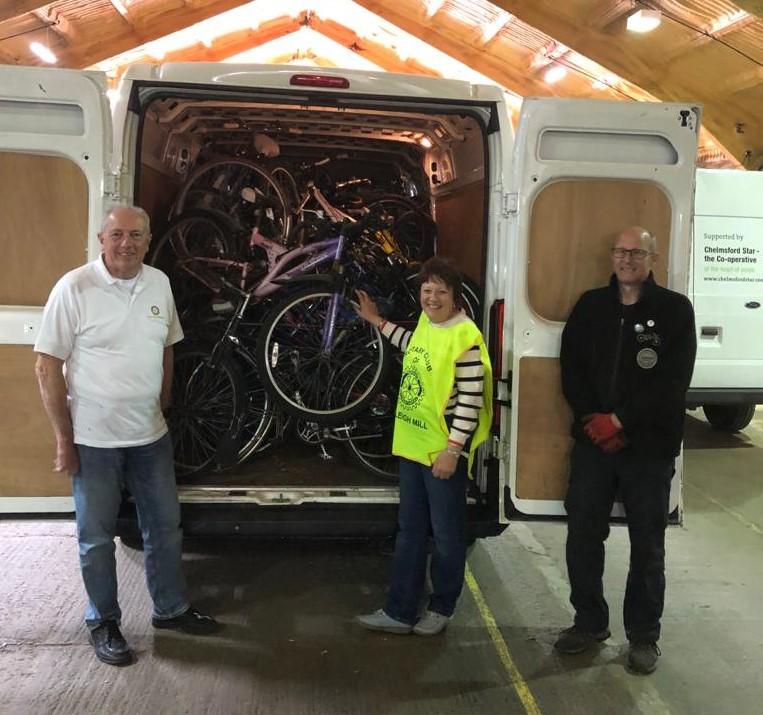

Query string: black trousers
564 441 675 643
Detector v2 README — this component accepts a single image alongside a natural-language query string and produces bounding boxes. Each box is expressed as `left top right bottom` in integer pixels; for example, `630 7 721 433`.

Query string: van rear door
500 98 700 520
0 66 111 513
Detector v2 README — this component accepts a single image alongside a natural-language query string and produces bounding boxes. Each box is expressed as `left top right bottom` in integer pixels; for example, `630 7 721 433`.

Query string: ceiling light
29 42 57 63
419 136 433 148
626 9 661 33
544 65 567 84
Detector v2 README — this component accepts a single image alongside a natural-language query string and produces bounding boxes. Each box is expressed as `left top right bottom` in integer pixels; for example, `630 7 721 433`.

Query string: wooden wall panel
516 357 573 500
137 163 182 233
433 180 485 286
0 345 69 497
0 152 88 306
527 180 671 323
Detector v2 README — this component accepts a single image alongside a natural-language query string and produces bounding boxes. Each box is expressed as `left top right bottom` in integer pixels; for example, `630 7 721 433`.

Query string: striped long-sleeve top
380 312 485 451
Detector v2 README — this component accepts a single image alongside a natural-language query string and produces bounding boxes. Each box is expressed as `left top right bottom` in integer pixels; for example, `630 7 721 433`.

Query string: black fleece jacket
560 273 696 459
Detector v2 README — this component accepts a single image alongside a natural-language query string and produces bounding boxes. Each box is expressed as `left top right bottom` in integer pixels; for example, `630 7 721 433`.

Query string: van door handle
744 301 760 309
700 327 720 337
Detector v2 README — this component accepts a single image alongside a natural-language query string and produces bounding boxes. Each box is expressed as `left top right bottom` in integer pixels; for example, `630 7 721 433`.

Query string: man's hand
583 413 621 445
432 450 459 479
55 440 80 474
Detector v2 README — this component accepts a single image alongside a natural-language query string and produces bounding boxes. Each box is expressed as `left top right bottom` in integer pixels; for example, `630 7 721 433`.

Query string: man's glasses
611 247 650 260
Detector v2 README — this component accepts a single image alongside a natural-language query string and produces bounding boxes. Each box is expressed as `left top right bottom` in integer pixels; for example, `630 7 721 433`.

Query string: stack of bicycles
150 155 481 482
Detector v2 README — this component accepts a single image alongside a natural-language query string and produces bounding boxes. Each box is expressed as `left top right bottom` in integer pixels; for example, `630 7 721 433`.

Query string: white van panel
502 98 700 519
0 65 112 513
691 169 763 389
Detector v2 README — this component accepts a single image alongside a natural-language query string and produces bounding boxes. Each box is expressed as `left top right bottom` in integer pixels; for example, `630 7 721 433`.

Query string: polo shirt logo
151 305 160 316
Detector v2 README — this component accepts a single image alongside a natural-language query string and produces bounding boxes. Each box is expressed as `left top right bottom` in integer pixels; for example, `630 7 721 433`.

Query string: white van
687 168 763 432
0 63 699 531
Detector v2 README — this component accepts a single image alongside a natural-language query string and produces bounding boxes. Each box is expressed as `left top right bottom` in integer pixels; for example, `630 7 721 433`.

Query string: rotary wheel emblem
400 370 424 408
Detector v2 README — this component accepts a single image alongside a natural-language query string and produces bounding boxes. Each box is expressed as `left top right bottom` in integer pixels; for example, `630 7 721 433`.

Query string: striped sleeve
380 320 411 352
448 345 485 447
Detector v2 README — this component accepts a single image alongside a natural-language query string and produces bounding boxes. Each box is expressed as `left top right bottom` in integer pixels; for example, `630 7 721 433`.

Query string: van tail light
290 74 350 89
490 299 505 431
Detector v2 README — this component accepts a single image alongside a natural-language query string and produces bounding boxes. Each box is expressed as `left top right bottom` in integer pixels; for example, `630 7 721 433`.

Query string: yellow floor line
465 564 542 715
685 482 763 536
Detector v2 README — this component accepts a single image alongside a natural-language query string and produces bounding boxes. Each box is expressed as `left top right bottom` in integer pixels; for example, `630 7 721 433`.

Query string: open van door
501 98 700 519
0 66 112 513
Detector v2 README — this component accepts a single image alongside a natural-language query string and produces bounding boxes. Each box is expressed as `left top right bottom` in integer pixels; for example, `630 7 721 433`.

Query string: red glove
583 413 620 445
600 432 627 454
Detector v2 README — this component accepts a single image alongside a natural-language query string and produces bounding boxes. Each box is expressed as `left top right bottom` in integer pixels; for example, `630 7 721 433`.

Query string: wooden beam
344 1 562 99
0 1 48 24
729 1 763 22
486 0 758 166
587 0 635 31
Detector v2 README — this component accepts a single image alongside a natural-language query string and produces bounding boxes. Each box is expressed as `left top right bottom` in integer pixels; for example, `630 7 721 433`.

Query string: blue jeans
72 433 189 629
385 457 468 625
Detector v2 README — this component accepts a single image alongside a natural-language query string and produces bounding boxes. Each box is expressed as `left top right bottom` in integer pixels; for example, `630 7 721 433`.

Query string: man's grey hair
100 204 151 235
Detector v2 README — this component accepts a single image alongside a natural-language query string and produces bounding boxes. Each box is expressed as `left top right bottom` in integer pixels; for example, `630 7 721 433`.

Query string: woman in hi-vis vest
353 257 492 636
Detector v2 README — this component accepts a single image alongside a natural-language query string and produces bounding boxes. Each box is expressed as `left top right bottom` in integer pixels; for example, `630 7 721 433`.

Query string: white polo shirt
34 256 184 448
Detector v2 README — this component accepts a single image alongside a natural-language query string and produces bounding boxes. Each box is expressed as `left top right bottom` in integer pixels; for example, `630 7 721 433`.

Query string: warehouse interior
1 1 763 714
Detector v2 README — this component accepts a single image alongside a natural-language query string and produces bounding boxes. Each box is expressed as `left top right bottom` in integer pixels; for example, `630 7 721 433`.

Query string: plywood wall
0 345 70 497
516 179 673 501
0 152 88 306
527 179 671 323
433 180 485 286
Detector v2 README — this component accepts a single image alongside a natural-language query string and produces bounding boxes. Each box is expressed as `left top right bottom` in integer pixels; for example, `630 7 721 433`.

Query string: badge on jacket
636 348 658 369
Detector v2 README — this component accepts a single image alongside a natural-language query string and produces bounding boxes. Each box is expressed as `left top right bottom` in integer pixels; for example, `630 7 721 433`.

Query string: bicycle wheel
150 210 237 310
344 354 401 481
256 285 390 424
173 158 291 244
271 166 301 213
169 345 247 477
230 345 276 463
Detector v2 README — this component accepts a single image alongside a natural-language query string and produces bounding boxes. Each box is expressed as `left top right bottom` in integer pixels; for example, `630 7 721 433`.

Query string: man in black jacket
555 226 696 675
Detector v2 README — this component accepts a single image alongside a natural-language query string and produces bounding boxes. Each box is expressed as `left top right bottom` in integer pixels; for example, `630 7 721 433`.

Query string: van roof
121 62 505 103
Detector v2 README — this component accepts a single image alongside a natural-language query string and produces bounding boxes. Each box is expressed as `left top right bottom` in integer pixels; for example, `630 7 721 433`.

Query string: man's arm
161 345 174 411
560 293 598 419
34 353 79 474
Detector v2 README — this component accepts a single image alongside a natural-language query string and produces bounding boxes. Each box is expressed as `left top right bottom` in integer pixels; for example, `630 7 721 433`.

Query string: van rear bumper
116 502 507 541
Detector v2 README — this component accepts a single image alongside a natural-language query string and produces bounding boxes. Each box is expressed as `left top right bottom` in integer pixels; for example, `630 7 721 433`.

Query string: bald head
615 226 656 255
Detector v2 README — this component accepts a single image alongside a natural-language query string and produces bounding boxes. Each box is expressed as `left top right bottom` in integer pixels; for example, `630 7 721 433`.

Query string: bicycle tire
256 285 390 424
169 344 247 477
149 210 236 314
173 158 291 244
229 345 277 463
343 354 401 482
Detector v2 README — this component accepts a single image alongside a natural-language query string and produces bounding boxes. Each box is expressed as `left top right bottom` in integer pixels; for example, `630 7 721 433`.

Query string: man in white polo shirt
34 205 219 667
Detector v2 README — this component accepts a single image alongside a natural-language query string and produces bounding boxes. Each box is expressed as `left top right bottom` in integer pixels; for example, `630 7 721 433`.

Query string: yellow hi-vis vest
392 312 493 474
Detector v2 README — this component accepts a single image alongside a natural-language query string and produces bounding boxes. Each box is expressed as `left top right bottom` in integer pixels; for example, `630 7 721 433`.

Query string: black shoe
627 642 660 674
89 621 133 666
554 625 611 654
152 607 221 635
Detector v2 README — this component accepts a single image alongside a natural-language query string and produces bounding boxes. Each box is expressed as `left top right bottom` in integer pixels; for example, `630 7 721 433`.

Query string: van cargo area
130 87 494 529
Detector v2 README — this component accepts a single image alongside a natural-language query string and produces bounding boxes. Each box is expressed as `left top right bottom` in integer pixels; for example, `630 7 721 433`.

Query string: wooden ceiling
1 0 761 168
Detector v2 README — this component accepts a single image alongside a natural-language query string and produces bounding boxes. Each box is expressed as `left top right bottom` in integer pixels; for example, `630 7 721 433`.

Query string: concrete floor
1 410 762 715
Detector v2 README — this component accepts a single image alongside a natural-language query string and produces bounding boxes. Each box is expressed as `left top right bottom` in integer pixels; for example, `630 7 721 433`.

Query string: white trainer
355 609 412 634
412 610 451 636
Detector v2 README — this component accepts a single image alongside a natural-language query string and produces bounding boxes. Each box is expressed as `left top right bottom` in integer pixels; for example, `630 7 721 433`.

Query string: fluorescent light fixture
109 0 129 16
29 42 57 63
626 9 661 33
544 65 567 84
